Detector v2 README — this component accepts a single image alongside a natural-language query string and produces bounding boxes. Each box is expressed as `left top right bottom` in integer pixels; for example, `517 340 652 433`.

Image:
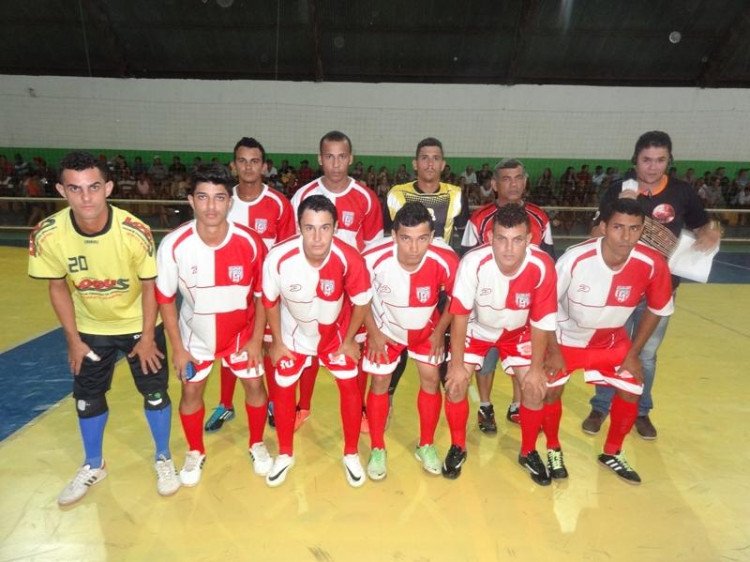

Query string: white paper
667 230 719 283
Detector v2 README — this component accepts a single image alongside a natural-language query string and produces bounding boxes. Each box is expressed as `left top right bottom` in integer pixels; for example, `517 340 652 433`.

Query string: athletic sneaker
294 408 310 431
266 454 295 487
518 450 551 486
342 454 366 488
506 402 520 424
441 444 467 479
546 448 569 480
414 444 441 475
204 405 235 433
179 450 206 487
478 404 498 433
267 401 276 428
598 451 641 484
367 448 387 481
249 442 273 476
154 455 181 496
58 463 108 506
581 409 607 435
360 412 370 434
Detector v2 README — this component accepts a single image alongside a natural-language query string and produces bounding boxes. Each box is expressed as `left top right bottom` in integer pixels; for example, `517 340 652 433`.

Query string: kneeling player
544 198 674 484
157 164 271 487
362 202 458 480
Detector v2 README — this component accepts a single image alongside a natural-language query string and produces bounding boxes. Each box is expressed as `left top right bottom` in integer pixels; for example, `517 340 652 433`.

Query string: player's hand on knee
269 341 295 366
173 348 198 382
129 335 165 374
445 361 470 399
68 338 95 376
335 338 360 363
366 330 389 366
427 331 445 364
619 353 643 385
521 367 546 405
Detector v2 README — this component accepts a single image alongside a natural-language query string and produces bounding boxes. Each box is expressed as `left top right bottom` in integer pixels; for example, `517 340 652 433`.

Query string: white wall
1 74 748 161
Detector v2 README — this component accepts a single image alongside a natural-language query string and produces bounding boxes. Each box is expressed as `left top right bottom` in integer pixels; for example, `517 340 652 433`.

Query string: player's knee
76 395 108 418
142 389 171 411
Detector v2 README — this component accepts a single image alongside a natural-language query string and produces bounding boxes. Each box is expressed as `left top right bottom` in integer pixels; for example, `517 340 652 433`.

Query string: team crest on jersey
515 293 530 308
254 218 268 233
341 211 354 227
614 285 631 303
416 286 431 303
228 266 244 283
320 279 335 296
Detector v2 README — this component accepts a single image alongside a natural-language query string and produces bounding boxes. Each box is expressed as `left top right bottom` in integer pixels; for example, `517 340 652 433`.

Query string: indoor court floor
0 245 748 561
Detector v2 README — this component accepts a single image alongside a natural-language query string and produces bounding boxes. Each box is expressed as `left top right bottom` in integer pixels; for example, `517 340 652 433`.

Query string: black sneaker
478 405 498 434
581 409 607 435
506 402 520 424
518 450 551 486
634 415 657 440
441 445 467 479
598 451 641 484
547 448 569 479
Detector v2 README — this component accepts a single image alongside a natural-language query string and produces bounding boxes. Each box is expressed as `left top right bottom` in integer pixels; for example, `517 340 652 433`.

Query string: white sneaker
179 450 206 487
265 454 295 487
58 463 107 506
249 442 273 476
343 454 365 488
155 455 181 496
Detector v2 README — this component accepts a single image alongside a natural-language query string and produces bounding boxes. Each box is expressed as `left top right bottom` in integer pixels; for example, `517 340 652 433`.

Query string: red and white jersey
461 201 554 251
290 177 384 251
450 245 557 342
363 238 459 345
555 237 674 348
156 221 266 361
262 235 372 356
228 184 295 249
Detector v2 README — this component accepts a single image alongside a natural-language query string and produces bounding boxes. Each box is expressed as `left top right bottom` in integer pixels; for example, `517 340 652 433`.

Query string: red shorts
361 337 443 376
556 340 643 395
463 334 531 375
274 348 358 387
187 350 264 383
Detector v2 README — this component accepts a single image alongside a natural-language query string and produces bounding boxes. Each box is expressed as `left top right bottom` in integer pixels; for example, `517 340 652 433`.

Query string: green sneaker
414 444 441 475
367 448 387 481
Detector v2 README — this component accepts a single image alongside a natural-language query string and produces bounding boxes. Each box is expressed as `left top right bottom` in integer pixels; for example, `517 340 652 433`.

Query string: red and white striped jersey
155 221 266 361
290 177 384 251
227 184 295 249
262 235 372 356
461 201 554 253
450 245 558 342
555 237 674 348
363 238 459 345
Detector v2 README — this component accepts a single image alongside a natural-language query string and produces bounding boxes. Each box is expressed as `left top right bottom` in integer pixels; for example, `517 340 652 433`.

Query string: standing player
156 164 270 486
582 131 720 439
545 198 674 483
361 202 458 480
263 195 372 488
445 204 557 481
289 131 384 430
461 158 555 432
28 151 179 506
204 137 295 434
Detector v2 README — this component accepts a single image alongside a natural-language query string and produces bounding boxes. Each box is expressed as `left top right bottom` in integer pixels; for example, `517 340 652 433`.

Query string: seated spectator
365 165 377 188
559 166 577 206
118 168 136 198
169 155 186 176
263 158 279 187
478 177 494 205
132 155 147 177
376 166 391 187
351 161 364 181
476 163 492 186
297 159 315 185
148 156 168 186
698 176 726 208
533 167 555 206
13 153 30 183
460 165 478 190
683 167 696 187
441 164 456 184
393 163 411 184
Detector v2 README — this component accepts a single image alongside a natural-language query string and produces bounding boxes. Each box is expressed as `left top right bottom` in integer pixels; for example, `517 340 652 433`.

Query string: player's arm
522 325 553 403
48 278 91 376
157 299 195 382
445 312 471 396
335 302 368 363
264 301 294 365
618 309 661 384
363 304 389 366
128 279 164 374
692 219 721 252
245 296 266 369
428 303 453 363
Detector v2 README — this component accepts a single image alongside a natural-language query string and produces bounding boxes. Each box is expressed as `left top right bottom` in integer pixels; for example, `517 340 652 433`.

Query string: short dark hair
233 137 267 162
59 151 109 182
297 194 337 225
493 203 530 231
493 158 526 179
632 131 673 164
319 130 352 154
600 197 646 223
189 163 234 195
392 201 434 232
415 137 443 158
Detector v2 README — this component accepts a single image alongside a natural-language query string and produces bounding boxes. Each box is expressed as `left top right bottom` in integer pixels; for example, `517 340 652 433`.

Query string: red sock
274 381 297 456
336 377 362 455
264 355 276 403
542 400 563 450
604 394 638 455
366 390 389 449
297 358 319 410
219 365 237 409
444 397 468 450
180 406 205 454
520 405 544 455
417 388 442 446
245 401 267 446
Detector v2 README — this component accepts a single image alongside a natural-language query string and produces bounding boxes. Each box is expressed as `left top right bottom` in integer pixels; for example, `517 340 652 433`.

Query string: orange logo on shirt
75 278 130 293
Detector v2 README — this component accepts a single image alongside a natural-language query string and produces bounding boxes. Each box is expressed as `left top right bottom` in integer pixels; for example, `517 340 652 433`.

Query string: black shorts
73 324 169 400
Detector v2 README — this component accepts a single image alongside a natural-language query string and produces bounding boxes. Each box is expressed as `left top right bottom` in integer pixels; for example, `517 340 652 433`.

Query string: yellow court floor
0 246 748 561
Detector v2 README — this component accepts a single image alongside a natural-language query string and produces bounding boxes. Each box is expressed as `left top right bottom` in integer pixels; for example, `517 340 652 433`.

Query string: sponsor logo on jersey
289 284 302 292
341 211 354 227
377 284 392 294
327 353 347 366
614 285 631 303
75 277 130 293
228 265 244 283
122 216 155 256
577 284 590 292
191 265 198 274
515 293 530 308
652 204 676 224
28 217 56 257
320 279 335 296
416 286 431 303
254 218 268 233
480 288 492 296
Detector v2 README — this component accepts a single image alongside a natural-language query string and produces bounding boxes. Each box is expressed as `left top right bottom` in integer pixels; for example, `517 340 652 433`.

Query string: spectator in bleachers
559 166 576 205
169 156 186 176
376 166 391 187
460 165 477 191
118 167 136 198
532 167 555 206
393 163 411 184
351 161 364 181
132 156 147 178
682 167 696 187
441 164 456 184
297 159 315 185
148 156 168 186
365 165 377 188
476 163 492 186
13 153 30 183
698 176 725 208
0 155 12 178
263 158 278 186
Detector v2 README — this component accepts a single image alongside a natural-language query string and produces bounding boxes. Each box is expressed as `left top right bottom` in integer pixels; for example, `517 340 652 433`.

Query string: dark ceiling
3 0 750 87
